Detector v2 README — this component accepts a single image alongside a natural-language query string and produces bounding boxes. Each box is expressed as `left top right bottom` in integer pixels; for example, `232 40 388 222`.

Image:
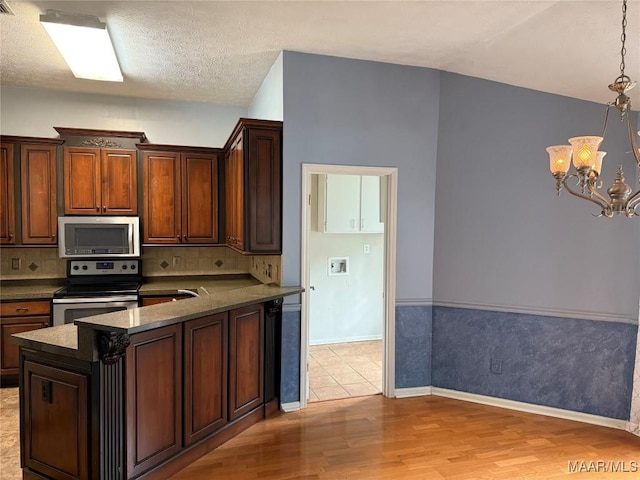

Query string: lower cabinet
183 313 228 446
23 361 89 480
126 324 182 478
229 304 264 420
1 300 51 385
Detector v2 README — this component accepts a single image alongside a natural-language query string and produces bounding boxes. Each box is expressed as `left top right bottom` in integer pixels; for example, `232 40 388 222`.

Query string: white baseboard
431 387 628 430
280 401 301 413
395 386 432 398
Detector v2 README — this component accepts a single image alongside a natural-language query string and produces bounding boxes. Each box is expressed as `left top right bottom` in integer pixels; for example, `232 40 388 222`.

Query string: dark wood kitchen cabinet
141 145 221 244
224 119 282 254
184 313 228 445
22 360 89 480
21 144 57 244
228 303 264 420
1 300 51 385
126 324 182 478
1 136 63 245
0 142 15 244
64 146 138 215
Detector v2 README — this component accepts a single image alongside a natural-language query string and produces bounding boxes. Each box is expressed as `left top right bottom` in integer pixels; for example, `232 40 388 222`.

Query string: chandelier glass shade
546 0 640 218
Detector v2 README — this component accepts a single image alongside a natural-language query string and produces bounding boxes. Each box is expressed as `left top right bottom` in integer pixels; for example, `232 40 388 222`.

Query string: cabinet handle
96 207 100 212
103 206 106 212
176 235 181 240
8 233 13 240
15 307 29 313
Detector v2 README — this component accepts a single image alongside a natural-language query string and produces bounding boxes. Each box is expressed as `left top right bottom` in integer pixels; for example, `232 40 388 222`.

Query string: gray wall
433 73 640 322
281 51 441 301
0 86 245 147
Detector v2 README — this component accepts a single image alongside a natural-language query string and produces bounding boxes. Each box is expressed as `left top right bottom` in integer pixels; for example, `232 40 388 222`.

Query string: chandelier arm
562 174 610 215
627 189 640 210
627 111 640 167
588 182 612 207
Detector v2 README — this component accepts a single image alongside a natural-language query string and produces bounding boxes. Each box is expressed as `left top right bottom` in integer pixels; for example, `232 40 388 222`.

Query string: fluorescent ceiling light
40 10 123 82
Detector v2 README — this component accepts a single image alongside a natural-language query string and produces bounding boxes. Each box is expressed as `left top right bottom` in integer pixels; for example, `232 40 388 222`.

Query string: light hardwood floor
171 395 639 479
1 388 639 479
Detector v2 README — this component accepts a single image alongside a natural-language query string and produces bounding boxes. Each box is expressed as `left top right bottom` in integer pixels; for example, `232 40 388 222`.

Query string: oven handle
53 296 138 304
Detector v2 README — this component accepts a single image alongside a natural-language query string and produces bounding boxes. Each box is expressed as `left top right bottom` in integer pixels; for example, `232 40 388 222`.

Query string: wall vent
0 1 15 15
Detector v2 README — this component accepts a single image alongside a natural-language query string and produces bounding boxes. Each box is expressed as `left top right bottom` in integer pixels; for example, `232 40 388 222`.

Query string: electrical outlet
267 264 272 278
11 258 21 270
363 244 370 254
172 256 181 267
490 358 503 375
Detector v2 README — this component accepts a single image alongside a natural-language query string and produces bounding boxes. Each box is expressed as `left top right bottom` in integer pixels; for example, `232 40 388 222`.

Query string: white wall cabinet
317 174 384 234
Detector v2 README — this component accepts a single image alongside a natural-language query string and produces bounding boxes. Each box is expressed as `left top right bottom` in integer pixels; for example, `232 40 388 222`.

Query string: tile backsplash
1 246 282 285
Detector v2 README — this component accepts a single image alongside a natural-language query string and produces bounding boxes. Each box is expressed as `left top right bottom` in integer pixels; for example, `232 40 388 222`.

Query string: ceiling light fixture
40 9 123 82
546 0 640 218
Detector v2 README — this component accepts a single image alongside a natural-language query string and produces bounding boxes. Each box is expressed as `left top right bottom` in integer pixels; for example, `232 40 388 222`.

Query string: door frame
300 163 398 408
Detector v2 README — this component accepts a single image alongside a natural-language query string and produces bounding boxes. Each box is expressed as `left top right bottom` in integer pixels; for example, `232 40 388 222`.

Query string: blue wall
279 53 638 419
432 307 637 420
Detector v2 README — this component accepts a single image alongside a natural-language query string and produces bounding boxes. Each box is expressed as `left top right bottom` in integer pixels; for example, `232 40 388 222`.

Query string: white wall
309 174 384 344
0 86 246 147
248 52 283 121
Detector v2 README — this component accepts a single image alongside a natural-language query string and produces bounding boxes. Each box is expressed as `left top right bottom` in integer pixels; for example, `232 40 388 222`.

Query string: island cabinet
140 145 221 244
126 324 183 478
1 136 63 245
1 300 51 385
183 313 228 445
14 288 297 480
224 119 282 254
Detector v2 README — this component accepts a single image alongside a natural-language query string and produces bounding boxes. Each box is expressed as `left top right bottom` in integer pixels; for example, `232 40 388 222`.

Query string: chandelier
546 0 640 218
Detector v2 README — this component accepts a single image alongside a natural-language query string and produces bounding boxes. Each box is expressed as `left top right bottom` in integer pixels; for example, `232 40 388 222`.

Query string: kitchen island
12 283 302 480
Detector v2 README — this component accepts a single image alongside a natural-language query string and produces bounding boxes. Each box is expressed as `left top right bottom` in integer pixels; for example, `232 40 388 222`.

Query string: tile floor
308 340 382 402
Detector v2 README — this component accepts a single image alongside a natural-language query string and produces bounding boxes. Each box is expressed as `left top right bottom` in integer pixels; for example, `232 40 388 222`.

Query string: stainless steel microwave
58 216 140 258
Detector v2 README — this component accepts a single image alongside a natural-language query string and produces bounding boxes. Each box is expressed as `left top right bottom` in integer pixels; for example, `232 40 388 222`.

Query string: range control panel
68 259 141 276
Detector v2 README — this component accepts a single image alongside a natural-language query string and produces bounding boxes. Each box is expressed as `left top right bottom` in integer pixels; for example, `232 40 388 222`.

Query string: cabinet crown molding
54 127 148 143
0 135 64 145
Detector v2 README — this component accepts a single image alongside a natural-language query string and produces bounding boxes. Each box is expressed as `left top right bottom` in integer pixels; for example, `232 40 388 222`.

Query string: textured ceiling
1 0 639 107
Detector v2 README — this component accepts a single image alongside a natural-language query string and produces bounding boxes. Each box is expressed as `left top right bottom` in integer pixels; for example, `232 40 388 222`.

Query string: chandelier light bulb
546 145 572 175
568 136 603 172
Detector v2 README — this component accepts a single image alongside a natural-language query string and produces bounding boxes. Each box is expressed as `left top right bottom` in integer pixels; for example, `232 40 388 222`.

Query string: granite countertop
13 283 303 359
0 279 65 301
139 274 261 296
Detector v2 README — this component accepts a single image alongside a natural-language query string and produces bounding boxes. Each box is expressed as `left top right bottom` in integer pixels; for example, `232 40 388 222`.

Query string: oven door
52 296 138 326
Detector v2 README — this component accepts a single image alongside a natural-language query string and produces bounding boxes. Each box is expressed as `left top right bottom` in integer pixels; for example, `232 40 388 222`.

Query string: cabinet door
21 145 57 244
1 317 50 375
247 128 281 253
0 142 15 244
101 149 138 215
23 361 89 480
184 313 228 445
142 151 181 243
182 153 219 243
126 324 182 477
226 134 244 251
64 147 101 214
359 175 384 233
229 304 264 421
321 174 361 233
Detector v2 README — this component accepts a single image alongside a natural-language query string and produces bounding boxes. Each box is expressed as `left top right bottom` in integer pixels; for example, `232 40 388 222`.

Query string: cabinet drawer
1 301 51 317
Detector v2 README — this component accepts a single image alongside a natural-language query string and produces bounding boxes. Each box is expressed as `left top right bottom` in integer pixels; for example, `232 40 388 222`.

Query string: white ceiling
1 0 639 108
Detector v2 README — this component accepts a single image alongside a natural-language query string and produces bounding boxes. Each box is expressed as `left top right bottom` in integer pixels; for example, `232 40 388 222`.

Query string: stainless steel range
52 259 142 326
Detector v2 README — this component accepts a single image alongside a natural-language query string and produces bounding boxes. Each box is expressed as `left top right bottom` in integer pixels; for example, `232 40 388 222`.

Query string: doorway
300 164 398 409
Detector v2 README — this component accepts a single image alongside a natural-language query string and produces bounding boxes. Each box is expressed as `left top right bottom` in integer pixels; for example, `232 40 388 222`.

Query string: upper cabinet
0 136 64 246
0 142 15 245
317 174 384 234
224 119 282 255
140 145 221 244
55 127 146 216
63 147 137 215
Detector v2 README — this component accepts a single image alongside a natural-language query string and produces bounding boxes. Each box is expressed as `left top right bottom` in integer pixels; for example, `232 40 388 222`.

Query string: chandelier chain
620 0 627 77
